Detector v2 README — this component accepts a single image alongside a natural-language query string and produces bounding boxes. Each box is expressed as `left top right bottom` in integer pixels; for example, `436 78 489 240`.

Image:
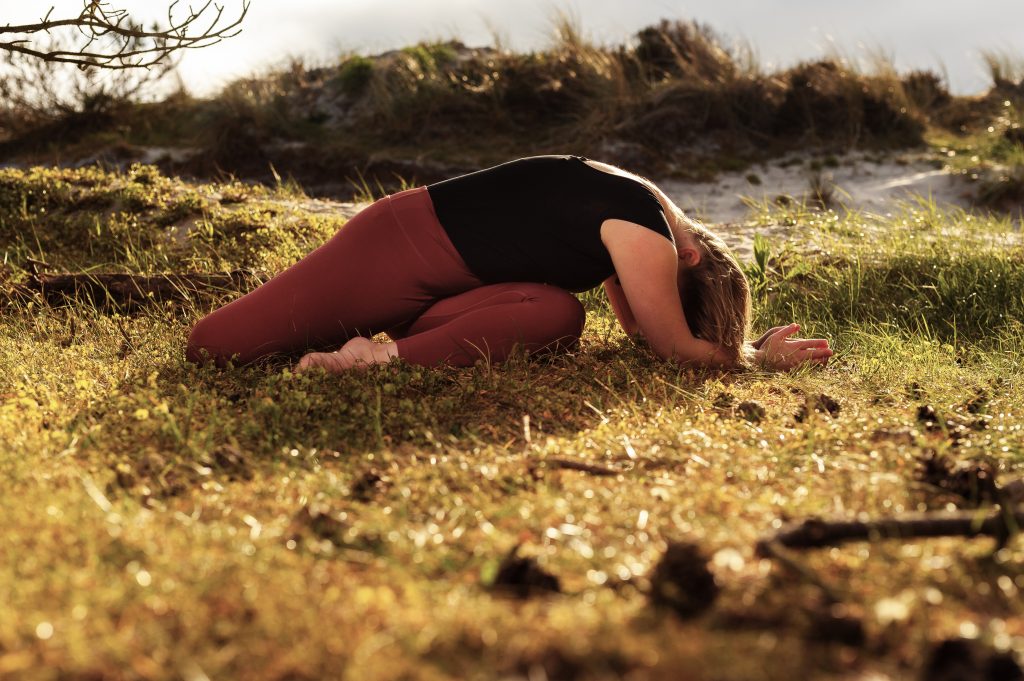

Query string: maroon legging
185 186 586 368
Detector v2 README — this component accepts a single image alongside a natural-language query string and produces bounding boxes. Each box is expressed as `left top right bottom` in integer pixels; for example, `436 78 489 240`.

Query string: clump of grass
806 168 839 209
930 99 1024 210
981 49 1024 90
335 54 375 96
0 165 339 274
748 195 1024 341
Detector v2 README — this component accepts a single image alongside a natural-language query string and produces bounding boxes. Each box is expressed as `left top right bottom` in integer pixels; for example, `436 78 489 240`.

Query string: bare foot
296 337 393 374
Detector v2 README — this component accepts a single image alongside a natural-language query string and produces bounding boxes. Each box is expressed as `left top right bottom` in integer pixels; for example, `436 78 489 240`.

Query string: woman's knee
522 284 586 349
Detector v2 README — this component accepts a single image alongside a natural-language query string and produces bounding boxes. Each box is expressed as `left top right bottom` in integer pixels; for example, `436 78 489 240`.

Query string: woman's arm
601 219 738 369
603 275 641 338
601 220 833 371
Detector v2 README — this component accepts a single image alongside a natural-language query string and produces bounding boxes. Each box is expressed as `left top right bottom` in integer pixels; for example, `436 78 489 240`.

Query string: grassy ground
2 166 1024 680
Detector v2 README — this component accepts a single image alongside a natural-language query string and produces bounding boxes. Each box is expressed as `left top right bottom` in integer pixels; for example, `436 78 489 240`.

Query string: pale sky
5 1 1023 95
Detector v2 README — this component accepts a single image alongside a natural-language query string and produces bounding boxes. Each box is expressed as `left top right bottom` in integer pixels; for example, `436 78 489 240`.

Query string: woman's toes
296 354 316 371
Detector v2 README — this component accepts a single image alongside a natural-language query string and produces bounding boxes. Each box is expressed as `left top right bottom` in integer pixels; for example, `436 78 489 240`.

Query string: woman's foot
296 337 398 374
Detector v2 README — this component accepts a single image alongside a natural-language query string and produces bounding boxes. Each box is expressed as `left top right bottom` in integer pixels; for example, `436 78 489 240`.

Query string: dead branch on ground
756 507 1024 555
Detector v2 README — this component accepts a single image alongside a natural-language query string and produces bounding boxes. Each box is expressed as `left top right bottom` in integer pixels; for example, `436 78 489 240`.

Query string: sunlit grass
2 166 1024 679
927 98 1024 210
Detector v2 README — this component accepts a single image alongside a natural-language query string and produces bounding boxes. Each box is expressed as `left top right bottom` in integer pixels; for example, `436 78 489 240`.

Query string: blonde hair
625 170 754 366
672 209 754 366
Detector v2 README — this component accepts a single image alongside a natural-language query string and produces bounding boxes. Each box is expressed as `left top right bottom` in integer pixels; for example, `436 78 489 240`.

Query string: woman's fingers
753 325 788 349
759 324 834 370
789 338 831 350
776 345 832 369
770 323 800 343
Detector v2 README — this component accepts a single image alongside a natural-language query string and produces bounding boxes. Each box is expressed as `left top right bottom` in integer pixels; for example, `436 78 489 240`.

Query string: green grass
2 166 1024 680
927 99 1024 210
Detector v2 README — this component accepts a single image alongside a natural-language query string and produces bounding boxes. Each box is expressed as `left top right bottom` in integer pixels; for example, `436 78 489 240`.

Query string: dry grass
2 166 1024 680
929 99 1024 212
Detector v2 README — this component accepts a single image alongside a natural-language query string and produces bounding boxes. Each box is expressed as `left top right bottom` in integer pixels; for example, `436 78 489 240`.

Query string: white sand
662 151 970 224
659 151 987 261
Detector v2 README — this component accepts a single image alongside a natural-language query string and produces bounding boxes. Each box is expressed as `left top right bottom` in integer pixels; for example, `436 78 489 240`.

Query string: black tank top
426 155 674 292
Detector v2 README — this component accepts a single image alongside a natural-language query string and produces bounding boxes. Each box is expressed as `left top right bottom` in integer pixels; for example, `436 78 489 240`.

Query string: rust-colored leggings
185 186 586 369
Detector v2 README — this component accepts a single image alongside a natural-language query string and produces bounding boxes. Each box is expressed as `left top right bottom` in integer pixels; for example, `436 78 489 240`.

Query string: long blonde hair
672 208 754 366
626 170 754 366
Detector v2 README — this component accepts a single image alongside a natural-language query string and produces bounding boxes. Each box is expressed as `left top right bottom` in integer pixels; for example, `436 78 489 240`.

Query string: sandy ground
660 150 989 260
664 151 970 224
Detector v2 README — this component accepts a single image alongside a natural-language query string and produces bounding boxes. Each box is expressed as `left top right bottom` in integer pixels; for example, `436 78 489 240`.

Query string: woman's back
427 155 674 292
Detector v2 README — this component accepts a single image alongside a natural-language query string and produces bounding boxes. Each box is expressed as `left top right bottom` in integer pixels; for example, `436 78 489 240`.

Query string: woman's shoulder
580 158 632 178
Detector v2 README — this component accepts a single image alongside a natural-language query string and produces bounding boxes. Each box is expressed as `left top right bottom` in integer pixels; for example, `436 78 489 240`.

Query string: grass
929 99 1024 212
2 165 1024 679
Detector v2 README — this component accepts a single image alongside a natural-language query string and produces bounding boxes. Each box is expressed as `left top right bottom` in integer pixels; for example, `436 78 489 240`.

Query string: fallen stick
20 268 271 309
756 508 1024 555
538 457 620 477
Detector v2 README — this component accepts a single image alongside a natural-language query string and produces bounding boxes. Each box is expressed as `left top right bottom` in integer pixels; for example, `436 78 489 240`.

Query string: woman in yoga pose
185 155 831 372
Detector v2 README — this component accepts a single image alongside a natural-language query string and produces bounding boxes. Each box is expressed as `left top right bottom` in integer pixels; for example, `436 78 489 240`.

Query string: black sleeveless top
426 155 674 292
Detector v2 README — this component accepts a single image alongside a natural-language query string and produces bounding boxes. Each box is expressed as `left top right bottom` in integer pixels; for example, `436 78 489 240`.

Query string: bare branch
1 0 249 69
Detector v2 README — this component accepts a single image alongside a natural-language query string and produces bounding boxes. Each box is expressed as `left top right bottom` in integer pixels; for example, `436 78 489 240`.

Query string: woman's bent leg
186 187 481 368
393 282 586 367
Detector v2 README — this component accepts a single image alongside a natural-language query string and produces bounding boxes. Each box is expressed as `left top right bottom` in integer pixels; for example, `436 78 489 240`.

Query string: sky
5 1 1024 95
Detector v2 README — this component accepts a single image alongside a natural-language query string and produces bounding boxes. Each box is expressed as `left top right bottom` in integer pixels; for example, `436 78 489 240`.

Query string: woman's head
673 211 753 366
621 167 753 365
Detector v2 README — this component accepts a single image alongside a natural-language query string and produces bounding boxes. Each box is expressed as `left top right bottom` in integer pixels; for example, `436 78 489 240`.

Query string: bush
336 55 375 97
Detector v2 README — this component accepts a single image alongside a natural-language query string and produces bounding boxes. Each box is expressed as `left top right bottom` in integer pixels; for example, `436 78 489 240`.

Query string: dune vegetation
2 16 1023 206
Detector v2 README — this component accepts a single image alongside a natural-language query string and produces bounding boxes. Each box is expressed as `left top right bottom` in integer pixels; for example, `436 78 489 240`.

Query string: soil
491 546 562 599
916 452 1001 507
647 540 719 619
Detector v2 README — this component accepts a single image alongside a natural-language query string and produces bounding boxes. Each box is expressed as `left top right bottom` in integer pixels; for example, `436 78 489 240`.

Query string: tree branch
1 0 249 69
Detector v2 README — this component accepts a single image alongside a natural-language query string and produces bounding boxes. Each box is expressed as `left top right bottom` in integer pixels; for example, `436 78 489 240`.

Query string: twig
1 1 250 70
112 314 134 356
756 508 1024 554
756 539 843 604
540 457 620 477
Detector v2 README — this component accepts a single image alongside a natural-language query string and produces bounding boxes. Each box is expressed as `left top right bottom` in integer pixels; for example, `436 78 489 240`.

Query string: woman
185 155 831 372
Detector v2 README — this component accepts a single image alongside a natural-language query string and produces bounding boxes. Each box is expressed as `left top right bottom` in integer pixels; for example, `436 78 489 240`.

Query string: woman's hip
385 186 482 294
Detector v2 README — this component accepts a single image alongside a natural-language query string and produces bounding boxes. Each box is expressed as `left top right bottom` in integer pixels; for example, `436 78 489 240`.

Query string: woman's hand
753 323 832 371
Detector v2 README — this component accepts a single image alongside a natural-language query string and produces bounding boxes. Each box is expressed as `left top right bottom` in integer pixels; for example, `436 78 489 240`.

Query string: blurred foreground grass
1 166 1024 680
